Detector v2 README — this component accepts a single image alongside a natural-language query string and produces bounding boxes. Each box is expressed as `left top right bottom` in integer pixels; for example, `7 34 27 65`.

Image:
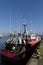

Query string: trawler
1 24 41 64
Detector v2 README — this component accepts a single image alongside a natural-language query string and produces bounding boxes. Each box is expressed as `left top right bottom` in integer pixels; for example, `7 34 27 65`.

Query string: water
0 36 9 65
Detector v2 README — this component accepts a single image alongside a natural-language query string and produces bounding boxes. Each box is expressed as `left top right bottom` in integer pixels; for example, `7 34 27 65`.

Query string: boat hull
1 40 41 65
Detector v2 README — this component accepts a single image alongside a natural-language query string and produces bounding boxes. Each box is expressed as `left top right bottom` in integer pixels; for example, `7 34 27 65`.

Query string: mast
22 23 27 34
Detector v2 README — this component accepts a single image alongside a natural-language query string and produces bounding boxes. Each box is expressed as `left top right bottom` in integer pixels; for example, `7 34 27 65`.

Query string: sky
0 0 43 34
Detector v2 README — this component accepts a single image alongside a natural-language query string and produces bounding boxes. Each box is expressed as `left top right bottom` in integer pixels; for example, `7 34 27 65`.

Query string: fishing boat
1 24 41 64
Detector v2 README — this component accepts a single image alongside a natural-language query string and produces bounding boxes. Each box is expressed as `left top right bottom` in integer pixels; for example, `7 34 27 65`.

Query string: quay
26 40 43 65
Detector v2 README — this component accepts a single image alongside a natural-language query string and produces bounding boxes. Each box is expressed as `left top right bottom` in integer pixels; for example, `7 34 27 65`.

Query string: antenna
9 8 11 33
29 16 33 34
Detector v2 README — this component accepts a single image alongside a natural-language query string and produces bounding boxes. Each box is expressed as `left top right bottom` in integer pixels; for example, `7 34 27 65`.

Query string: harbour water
0 36 10 65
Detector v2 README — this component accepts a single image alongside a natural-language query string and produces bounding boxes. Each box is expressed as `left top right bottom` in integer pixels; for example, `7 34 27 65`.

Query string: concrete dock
26 57 38 65
26 40 43 65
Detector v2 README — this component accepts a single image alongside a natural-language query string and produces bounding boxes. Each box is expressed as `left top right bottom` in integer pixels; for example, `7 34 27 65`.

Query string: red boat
1 24 41 65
